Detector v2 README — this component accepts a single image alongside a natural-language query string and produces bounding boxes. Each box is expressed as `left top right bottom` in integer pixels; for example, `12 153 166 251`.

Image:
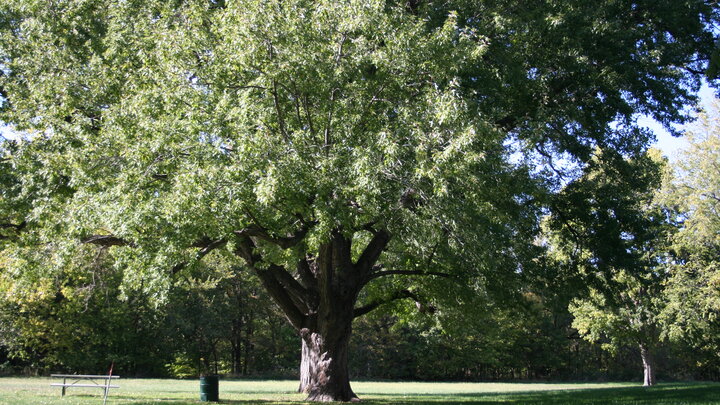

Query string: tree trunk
299 324 357 402
640 343 655 386
299 338 312 393
243 314 253 375
234 227 391 402
230 318 243 375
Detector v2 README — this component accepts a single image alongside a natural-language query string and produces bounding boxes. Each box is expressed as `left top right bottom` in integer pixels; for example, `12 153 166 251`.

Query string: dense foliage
659 102 720 379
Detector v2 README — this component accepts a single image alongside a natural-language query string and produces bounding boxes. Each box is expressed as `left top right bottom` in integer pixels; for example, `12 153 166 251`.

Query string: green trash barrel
199 375 219 402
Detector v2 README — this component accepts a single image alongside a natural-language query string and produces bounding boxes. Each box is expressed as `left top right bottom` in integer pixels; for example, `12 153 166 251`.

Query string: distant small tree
660 101 720 373
570 273 664 386
548 150 671 386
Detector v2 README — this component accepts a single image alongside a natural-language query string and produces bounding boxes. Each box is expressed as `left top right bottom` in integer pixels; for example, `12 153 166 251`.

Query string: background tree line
1 106 719 383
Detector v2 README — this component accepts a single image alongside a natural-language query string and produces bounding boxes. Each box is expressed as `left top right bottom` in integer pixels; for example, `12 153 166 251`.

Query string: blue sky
645 84 716 161
642 118 687 160
0 122 15 141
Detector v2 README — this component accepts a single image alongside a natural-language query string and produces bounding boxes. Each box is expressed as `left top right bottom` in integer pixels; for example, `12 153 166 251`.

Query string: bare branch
702 192 720 203
324 88 337 154
0 221 26 231
256 266 307 329
171 238 228 274
195 237 227 258
83 233 229 276
359 221 378 233
234 221 313 250
268 264 315 312
272 79 291 143
234 234 261 265
494 115 518 132
354 82 387 135
151 173 168 181
550 202 584 250
302 93 317 137
683 66 704 75
232 234 307 329
82 234 132 247
226 84 267 91
425 236 443 269
334 32 348 66
354 289 434 318
354 289 411 318
534 142 568 181
364 268 452 284
354 229 391 273
296 255 318 290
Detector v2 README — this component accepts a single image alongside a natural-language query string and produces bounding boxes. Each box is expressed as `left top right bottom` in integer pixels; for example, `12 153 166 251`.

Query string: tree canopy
0 0 718 401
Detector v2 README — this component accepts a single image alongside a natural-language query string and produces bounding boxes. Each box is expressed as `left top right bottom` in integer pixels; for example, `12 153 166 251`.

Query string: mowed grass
0 377 719 405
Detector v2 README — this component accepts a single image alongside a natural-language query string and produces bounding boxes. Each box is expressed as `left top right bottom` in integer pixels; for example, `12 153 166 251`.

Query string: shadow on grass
113 383 720 405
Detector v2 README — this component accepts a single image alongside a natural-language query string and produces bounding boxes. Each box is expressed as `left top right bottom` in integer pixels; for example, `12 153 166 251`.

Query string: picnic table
50 374 120 399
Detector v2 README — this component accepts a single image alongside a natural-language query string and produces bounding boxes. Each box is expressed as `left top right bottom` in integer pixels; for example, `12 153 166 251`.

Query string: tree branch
291 81 304 128
171 238 228 274
354 290 411 318
233 221 313 250
550 202 585 250
0 70 8 103
234 234 261 265
268 264 315 313
225 84 267 91
354 228 391 273
82 234 132 247
702 192 720 203
352 74 386 136
296 255 318 290
324 88 337 154
535 142 568 181
0 221 26 230
354 289 434 318
256 266 307 329
683 66 704 75
494 115 518 132
364 268 452 284
359 221 378 232
233 234 307 329
272 79 291 143
302 92 317 137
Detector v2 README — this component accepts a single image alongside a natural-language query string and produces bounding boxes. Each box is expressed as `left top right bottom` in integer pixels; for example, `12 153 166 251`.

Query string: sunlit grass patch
0 378 718 405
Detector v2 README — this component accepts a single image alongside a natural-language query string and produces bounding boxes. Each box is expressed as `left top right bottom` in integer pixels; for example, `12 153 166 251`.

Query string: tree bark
243 314 253 375
230 317 243 375
299 338 312 393
640 343 656 387
298 234 359 401
298 324 357 402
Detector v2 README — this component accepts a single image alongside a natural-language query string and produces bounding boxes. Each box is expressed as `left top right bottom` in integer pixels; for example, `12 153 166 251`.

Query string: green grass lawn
0 378 718 405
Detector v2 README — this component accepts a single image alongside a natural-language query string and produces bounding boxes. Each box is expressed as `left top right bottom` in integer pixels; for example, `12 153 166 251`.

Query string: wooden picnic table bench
50 374 120 398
